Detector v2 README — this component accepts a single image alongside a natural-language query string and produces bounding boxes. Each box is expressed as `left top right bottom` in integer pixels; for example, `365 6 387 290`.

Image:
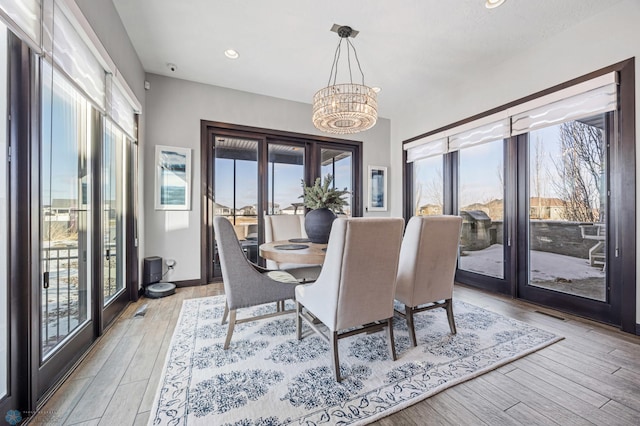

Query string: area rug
148 296 561 425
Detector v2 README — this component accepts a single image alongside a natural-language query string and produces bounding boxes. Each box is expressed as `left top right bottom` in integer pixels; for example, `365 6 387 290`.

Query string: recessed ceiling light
485 0 506 8
372 87 381 93
224 49 239 59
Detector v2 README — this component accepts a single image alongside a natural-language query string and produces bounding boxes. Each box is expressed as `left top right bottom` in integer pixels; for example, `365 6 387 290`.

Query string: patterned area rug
148 296 561 425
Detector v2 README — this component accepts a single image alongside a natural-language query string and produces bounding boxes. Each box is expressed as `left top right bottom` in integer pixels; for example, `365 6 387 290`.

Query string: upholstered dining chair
263 214 308 269
263 214 321 283
295 217 405 382
395 215 463 347
214 216 312 349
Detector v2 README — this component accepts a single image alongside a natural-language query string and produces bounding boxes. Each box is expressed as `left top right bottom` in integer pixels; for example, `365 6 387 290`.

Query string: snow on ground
460 244 605 282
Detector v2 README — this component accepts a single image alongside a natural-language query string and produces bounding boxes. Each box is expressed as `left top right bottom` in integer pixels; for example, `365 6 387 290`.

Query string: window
527 116 609 301
321 148 354 216
203 122 363 281
41 61 93 356
103 122 128 304
413 155 443 216
458 140 504 279
0 0 141 408
269 143 305 215
402 64 635 329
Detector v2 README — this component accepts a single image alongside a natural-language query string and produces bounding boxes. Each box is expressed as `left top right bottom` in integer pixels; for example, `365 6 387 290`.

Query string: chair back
396 215 463 307
214 216 259 302
264 214 307 243
317 218 404 330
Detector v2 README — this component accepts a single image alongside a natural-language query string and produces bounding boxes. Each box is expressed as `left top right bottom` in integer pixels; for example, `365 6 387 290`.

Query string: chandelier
312 25 378 134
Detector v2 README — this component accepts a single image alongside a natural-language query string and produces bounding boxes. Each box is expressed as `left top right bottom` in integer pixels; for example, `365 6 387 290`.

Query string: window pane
103 122 126 304
41 61 92 357
528 116 607 301
321 148 353 216
413 155 443 216
458 140 505 279
268 143 304 216
214 137 258 267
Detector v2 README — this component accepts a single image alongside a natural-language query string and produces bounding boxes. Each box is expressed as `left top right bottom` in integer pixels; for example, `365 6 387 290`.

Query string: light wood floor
32 284 640 425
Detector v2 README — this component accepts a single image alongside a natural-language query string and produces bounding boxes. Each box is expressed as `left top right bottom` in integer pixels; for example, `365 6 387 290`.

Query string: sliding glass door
404 67 633 328
0 3 139 411
37 66 132 398
38 61 95 396
457 140 505 278
203 122 363 280
102 122 128 325
517 112 617 321
212 136 260 275
408 138 511 293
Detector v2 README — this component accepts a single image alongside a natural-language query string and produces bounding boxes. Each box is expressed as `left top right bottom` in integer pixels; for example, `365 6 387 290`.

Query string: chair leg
221 301 229 325
295 302 302 340
386 317 397 361
445 298 457 335
331 331 342 382
405 305 417 347
223 309 237 350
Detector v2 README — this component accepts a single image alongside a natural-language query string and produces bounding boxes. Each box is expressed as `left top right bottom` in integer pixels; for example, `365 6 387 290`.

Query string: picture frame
368 165 388 212
155 145 192 210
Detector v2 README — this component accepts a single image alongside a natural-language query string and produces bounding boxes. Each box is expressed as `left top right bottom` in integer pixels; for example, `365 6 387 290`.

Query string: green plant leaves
300 174 349 213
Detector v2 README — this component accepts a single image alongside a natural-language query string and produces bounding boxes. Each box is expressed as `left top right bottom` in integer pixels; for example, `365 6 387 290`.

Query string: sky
413 125 575 209
214 155 352 212
41 63 126 207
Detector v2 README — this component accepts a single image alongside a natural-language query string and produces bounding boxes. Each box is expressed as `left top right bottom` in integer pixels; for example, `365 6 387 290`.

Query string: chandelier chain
347 38 365 86
328 40 340 87
347 39 353 84
326 36 366 88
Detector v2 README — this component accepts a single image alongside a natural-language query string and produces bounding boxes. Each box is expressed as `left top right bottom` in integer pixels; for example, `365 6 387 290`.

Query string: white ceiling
112 0 624 119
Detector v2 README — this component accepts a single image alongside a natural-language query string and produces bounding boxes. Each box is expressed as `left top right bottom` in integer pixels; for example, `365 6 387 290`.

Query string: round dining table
259 240 327 265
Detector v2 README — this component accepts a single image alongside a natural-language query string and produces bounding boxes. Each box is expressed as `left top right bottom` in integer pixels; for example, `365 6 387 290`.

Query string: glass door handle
105 249 110 261
43 271 49 289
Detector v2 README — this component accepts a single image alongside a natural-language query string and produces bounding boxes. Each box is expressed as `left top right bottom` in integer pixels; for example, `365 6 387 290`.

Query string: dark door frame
2 31 139 418
200 120 363 283
1 30 33 417
514 112 621 325
402 59 636 333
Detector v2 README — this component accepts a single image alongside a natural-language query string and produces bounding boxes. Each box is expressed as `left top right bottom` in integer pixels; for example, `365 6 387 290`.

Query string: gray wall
144 73 391 281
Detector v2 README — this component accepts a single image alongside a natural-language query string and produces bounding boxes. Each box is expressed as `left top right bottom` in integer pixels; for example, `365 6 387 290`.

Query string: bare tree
425 167 444 212
551 121 605 222
413 181 423 215
532 136 547 219
414 164 443 215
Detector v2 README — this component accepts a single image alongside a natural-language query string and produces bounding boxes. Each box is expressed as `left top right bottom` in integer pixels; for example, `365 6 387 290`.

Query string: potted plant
300 174 349 243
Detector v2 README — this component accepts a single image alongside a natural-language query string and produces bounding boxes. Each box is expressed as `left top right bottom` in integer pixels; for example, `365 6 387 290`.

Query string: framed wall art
155 145 192 210
368 165 387 212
